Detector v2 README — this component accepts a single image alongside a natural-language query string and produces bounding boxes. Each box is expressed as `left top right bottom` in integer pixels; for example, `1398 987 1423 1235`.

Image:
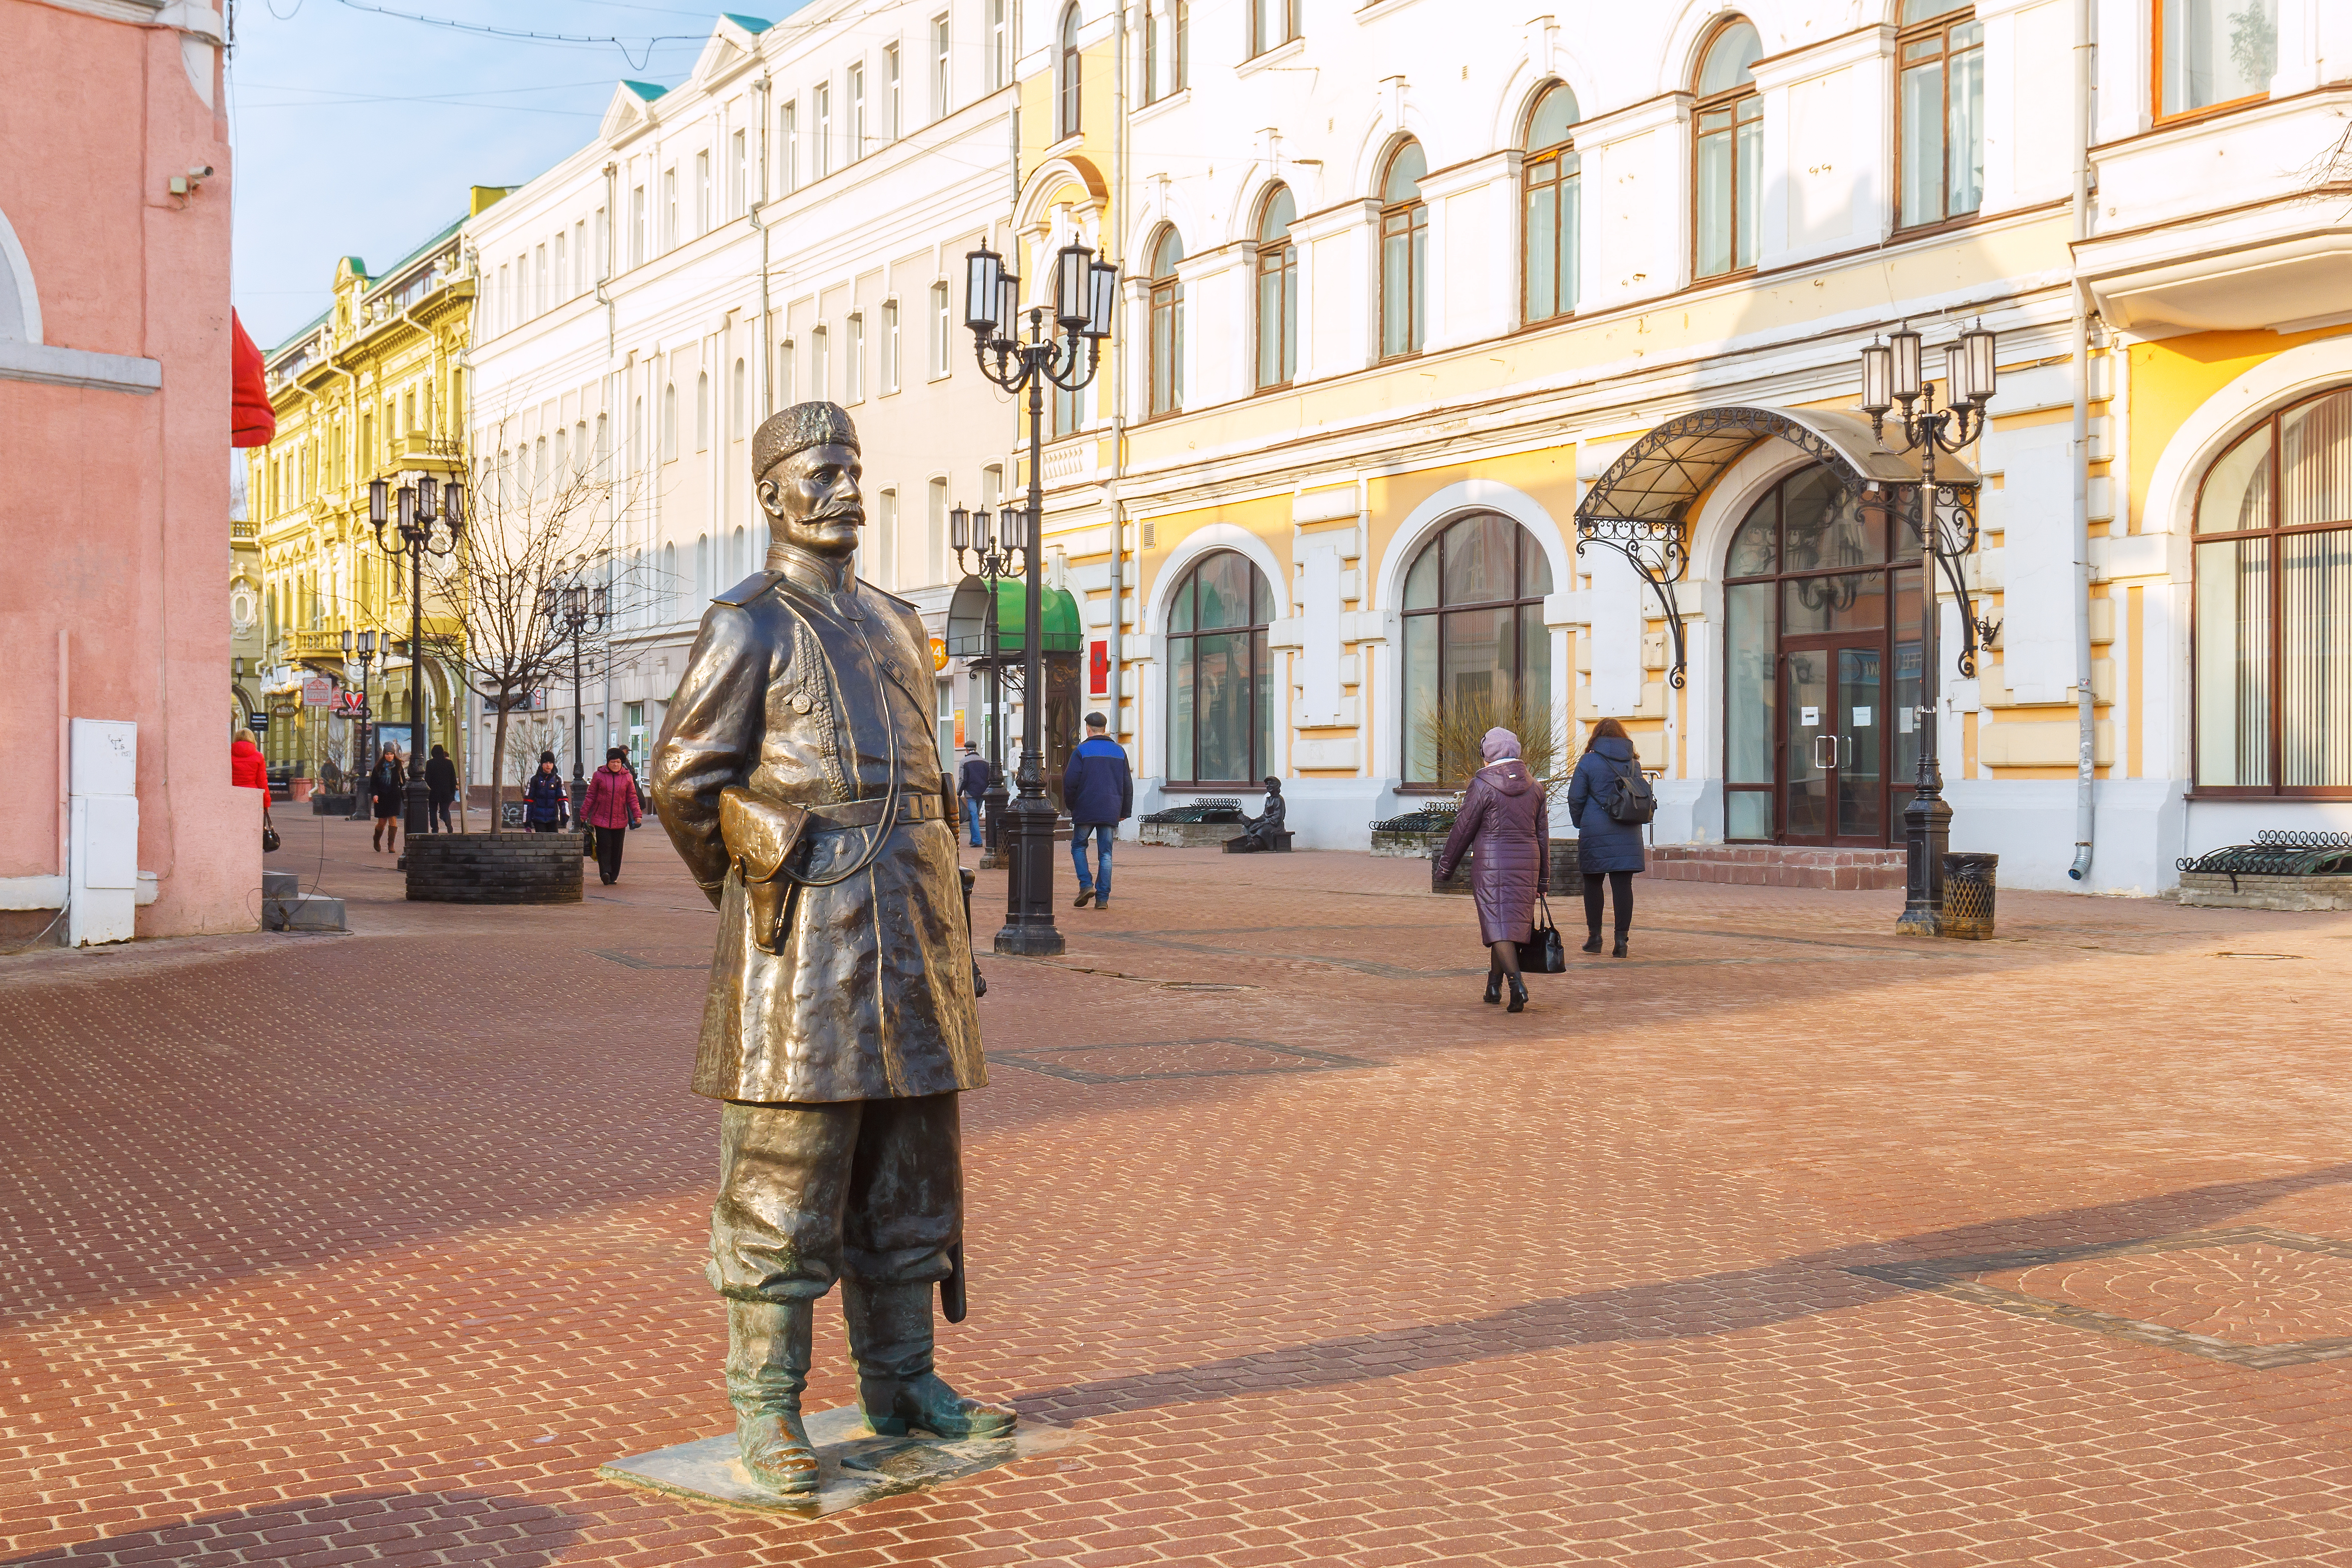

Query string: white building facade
1006 0 2352 893
461 4 1027 783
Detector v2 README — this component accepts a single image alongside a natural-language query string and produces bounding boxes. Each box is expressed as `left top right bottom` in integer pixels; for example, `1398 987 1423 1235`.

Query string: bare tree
420 414 635 831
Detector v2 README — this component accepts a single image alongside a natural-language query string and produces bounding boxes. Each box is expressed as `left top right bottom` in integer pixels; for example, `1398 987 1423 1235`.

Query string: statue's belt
805 793 945 829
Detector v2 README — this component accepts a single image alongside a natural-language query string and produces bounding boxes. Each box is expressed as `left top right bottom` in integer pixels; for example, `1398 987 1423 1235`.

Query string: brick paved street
6 815 2352 1567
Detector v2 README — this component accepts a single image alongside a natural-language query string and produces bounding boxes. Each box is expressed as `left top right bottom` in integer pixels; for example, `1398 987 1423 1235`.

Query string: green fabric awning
945 575 1083 658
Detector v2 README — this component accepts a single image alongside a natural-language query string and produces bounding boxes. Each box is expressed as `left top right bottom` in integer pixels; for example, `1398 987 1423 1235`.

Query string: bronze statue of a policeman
650 401 1013 1497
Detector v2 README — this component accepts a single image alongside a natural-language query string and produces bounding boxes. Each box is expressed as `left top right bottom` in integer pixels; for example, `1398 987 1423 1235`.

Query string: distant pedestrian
1434 727 1549 1012
1566 717 1648 958
1061 712 1131 910
232 733 273 852
958 743 989 848
370 747 406 854
525 751 569 834
425 744 459 833
583 747 643 884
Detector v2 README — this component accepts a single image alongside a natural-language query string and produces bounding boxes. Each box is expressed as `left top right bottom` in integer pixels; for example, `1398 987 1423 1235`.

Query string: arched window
1379 140 1428 360
663 541 679 619
1693 19 1762 279
1898 0 1984 229
662 382 678 461
1167 549 1275 785
731 524 748 584
696 532 711 599
1522 83 1580 324
1058 4 1082 138
696 370 710 451
1147 224 1185 417
1722 467 1921 843
630 398 643 475
732 358 747 438
1255 186 1297 390
2194 386 2352 793
1400 513 1554 784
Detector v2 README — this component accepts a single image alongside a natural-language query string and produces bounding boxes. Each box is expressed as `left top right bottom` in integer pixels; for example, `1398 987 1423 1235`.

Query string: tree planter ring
405 831 585 903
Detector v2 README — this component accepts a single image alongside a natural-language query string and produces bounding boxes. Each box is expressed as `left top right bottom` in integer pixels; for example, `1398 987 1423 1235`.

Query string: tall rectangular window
777 338 796 405
884 44 901 140
846 313 865 402
877 487 898 587
930 282 950 376
534 244 548 315
552 233 566 302
730 129 747 216
848 65 866 161
811 325 829 400
2158 0 2277 120
1897 6 1984 229
497 265 509 332
928 477 949 583
695 150 711 235
931 15 951 119
813 84 832 177
882 300 900 393
782 102 799 191
663 166 678 249
1146 0 1187 102
631 185 646 267
1249 0 1297 56
594 208 608 279
573 221 586 291
988 0 1007 89
1694 95 1761 277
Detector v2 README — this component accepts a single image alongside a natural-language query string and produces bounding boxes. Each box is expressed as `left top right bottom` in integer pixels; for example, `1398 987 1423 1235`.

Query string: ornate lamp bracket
1914 480 1986 679
1574 516 1692 690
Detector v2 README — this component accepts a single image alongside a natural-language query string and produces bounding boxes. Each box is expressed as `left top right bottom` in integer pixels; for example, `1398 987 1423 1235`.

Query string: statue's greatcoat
651 545 986 1106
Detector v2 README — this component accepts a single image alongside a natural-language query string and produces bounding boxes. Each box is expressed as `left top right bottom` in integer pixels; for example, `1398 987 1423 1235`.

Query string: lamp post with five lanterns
948 499 1033 863
960 237 1118 956
1858 319 1997 936
366 468 465 839
537 578 610 802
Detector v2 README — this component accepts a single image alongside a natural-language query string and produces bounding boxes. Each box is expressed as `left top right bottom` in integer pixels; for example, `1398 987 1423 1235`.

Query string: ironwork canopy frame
1571 404 1984 690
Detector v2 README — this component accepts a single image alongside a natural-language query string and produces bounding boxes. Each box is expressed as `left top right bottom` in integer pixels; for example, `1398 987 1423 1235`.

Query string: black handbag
262 802 280 854
1516 895 1566 973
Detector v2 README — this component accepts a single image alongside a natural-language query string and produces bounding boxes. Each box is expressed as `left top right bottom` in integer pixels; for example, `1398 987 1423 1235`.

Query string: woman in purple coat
1433 727 1550 1012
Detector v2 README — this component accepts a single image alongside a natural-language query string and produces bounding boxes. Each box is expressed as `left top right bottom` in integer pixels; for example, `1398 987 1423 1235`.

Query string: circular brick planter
405 831 585 904
1434 838 1581 896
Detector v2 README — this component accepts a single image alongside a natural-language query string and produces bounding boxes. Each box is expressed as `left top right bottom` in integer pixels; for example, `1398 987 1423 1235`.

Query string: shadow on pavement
1017 1162 2352 1422
0 1489 583 1567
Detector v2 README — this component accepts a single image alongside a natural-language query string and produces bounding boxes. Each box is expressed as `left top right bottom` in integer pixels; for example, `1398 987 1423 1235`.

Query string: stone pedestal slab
598 1405 1082 1519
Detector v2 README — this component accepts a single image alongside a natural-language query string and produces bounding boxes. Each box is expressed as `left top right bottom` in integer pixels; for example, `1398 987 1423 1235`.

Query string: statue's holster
720 787 811 955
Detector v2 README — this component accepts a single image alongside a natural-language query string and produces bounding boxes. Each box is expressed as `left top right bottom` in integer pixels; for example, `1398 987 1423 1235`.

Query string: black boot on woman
1506 976 1529 1012
1484 971 1503 1005
1581 930 1603 954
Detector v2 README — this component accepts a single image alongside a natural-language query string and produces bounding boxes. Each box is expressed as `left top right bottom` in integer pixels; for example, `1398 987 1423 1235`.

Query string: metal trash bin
1941 851 1998 939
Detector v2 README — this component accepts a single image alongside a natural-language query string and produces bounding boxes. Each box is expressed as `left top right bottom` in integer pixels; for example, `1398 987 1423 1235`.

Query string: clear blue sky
227 0 793 349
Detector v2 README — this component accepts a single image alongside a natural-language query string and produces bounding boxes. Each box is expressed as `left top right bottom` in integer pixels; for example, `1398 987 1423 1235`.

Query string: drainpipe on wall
2066 0 2096 882
1106 0 1127 741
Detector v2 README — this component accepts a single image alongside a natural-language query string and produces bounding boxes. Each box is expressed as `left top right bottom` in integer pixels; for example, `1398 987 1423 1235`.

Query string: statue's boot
842 1279 1017 1440
725 1299 821 1495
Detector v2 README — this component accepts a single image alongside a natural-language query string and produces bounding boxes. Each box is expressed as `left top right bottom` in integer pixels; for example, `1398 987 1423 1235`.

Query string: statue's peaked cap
753 401 859 478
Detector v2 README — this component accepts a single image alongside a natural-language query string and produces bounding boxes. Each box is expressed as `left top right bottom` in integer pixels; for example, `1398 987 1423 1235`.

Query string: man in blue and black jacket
1061 712 1132 910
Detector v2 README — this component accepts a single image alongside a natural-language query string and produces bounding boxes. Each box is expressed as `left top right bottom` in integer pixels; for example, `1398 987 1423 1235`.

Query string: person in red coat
230 733 268 791
1433 726 1551 1013
582 747 644 885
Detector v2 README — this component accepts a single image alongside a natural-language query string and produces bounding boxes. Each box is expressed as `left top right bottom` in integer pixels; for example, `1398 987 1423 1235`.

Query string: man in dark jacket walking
424 744 459 833
1060 712 1131 909
957 744 989 848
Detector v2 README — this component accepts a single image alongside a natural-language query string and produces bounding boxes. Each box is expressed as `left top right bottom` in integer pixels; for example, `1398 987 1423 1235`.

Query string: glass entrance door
1784 642 1885 844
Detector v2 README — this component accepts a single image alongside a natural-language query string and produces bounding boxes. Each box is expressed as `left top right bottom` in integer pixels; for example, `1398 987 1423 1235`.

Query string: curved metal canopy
1574 404 1978 528
944 575 1083 660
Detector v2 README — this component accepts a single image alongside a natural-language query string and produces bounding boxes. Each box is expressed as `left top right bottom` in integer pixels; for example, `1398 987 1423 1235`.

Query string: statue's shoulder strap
713 570 783 608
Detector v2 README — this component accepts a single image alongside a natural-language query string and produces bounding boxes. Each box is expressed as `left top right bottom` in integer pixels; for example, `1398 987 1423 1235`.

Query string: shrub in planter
406 831 584 904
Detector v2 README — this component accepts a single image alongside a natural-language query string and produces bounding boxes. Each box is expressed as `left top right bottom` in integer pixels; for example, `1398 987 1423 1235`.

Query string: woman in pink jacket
583 747 644 885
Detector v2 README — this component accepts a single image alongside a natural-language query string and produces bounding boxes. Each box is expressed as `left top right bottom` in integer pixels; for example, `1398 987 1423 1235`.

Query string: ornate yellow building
244 192 492 786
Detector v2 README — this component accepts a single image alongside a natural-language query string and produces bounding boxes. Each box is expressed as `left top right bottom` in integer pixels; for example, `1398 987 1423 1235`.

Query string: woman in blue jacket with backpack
1566 717 1647 958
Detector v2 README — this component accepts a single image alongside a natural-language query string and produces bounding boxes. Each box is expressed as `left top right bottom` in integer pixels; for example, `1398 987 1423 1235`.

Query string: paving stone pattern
5 819 2352 1565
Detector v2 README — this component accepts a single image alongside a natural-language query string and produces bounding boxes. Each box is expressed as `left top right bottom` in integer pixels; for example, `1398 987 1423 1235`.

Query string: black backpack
1603 755 1656 826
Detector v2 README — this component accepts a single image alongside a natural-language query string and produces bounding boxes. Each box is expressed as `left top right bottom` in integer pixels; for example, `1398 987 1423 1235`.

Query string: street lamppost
368 468 466 838
1859 319 1996 936
538 578 609 800
341 627 378 821
948 500 1031 863
962 237 1118 957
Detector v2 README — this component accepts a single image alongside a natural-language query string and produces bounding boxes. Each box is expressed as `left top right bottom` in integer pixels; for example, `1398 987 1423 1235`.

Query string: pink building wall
0 0 252 938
